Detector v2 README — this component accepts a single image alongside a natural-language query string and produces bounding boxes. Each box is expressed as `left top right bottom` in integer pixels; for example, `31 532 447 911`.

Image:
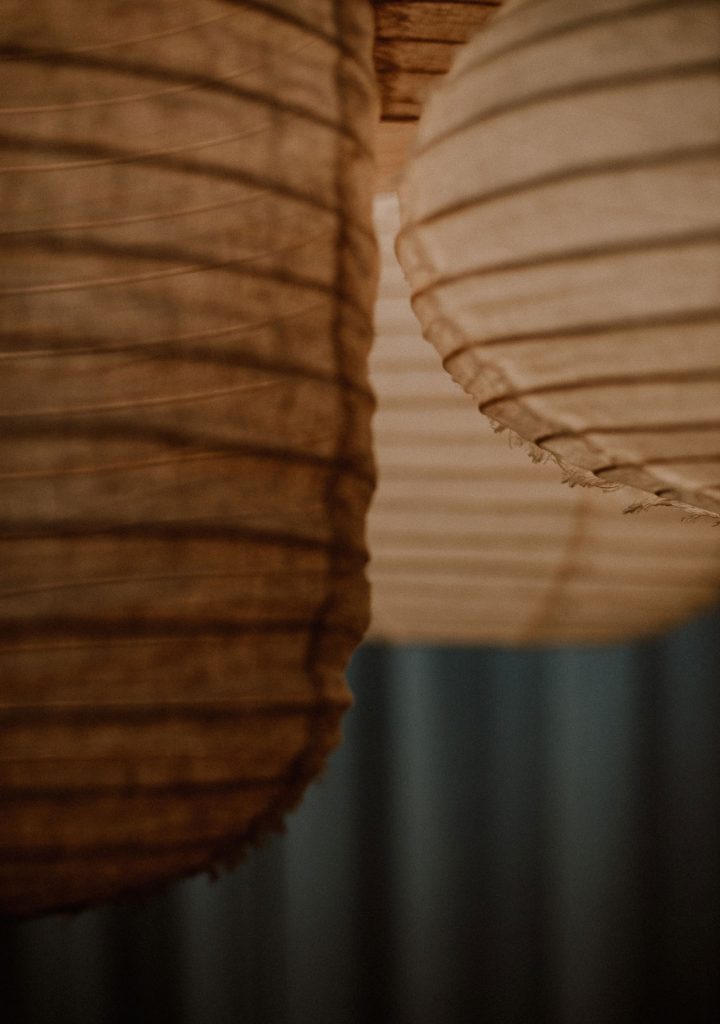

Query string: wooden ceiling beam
373 1 503 188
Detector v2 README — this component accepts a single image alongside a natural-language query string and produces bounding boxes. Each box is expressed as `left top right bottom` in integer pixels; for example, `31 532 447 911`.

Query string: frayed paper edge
488 419 720 523
489 419 621 491
622 497 720 524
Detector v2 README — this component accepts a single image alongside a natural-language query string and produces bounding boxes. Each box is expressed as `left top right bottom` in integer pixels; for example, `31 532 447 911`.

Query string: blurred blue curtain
2 611 719 1024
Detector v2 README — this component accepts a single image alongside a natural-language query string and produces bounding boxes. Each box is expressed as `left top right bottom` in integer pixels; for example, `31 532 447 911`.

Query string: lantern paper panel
369 193 720 647
397 0 720 519
0 0 377 916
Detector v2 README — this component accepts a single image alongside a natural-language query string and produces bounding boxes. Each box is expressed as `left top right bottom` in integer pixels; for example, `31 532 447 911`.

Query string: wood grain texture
373 1 502 118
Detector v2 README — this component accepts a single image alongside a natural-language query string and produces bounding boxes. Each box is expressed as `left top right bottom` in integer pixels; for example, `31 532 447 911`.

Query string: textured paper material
398 0 720 519
370 194 720 646
0 0 377 915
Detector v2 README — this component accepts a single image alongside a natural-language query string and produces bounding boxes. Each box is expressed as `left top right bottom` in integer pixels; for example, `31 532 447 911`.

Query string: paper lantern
0 0 377 916
369 193 720 646
397 0 720 519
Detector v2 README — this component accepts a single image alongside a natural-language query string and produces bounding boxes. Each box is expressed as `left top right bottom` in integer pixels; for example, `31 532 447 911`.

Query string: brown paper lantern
0 0 377 916
397 0 720 519
369 194 720 646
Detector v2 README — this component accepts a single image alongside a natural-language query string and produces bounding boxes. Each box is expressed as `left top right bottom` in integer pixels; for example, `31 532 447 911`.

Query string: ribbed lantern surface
397 0 720 519
369 194 720 646
0 0 377 916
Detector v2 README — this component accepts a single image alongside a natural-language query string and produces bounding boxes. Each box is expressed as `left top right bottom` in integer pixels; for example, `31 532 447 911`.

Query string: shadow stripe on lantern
535 420 720 446
0 297 328 353
370 595 702 620
413 59 720 158
0 777 285 800
10 10 242 59
0 2 366 65
369 578 717 603
1 382 292 417
372 532 720 557
398 144 720 239
446 0 703 88
440 307 720 366
0 41 338 116
0 696 352 720
370 565 717 589
594 455 720 476
0 47 373 156
0 222 366 272
372 499 698 525
369 529 720 557
0 186 271 236
0 825 330 860
412 228 720 301
0 316 376 403
0 753 350 863
0 522 369 561
372 498 591 516
0 450 372 484
0 567 360 603
0 133 376 252
373 466 550 482
477 368 720 413
0 347 376 406
3 304 331 344
0 632 359 658
0 616 361 639
372 497 720 520
0 424 375 486
0 232 375 313
655 486 720 499
201 0 378 71
0 770 352 868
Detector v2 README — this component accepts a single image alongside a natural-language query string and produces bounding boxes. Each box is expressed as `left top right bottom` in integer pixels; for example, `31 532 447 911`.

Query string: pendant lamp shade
0 0 377 916
397 0 720 519
369 194 720 646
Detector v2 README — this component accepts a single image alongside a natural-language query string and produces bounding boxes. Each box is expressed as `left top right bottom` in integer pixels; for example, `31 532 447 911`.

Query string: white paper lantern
397 0 720 519
369 193 720 646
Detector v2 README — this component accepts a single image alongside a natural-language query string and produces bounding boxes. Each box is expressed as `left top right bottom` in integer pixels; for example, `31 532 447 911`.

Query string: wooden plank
374 1 501 44
373 1 503 119
373 1 504 180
